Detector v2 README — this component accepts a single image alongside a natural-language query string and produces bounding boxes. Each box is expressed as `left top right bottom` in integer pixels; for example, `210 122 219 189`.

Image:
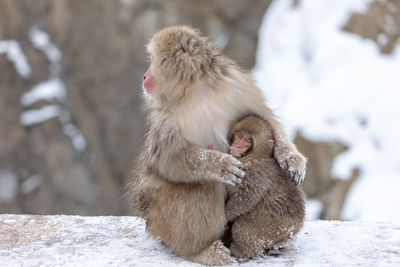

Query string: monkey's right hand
218 154 247 186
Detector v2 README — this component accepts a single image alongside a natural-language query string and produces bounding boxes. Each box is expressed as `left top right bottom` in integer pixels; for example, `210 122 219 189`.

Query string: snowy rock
254 0 400 222
0 40 31 79
1 215 399 266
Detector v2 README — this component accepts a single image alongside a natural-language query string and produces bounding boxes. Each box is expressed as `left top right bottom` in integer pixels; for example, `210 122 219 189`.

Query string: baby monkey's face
230 130 253 158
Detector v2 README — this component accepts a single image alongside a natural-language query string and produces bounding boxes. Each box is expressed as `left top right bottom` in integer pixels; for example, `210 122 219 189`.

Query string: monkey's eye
246 137 252 144
236 132 243 139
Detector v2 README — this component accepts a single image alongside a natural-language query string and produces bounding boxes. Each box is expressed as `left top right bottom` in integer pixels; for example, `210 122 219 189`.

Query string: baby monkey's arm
225 157 271 222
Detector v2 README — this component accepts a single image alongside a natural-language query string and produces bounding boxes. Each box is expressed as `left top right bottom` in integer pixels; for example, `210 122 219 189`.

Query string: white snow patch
377 33 389 46
0 40 31 78
21 78 66 106
254 0 400 221
29 26 62 76
20 105 60 126
214 33 230 51
21 174 44 194
58 109 87 152
305 198 323 220
0 169 18 202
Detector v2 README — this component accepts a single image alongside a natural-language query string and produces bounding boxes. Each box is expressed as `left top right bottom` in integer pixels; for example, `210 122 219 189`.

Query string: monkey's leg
146 182 229 264
230 215 301 258
186 240 233 266
229 218 266 258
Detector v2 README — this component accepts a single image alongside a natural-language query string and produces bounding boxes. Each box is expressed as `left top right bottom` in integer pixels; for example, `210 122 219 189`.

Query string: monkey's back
229 155 305 255
241 154 305 222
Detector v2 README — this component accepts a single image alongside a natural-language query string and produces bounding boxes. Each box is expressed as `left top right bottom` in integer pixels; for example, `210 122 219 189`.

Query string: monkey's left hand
274 145 307 185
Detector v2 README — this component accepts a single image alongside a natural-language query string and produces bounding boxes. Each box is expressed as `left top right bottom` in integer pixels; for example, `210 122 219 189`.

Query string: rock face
1 215 399 266
294 133 359 220
0 0 271 215
295 0 400 220
343 0 400 54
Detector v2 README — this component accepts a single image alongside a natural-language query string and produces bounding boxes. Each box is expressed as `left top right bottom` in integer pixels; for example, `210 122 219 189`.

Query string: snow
20 105 60 126
305 199 323 220
21 78 66 106
29 26 62 76
0 215 399 266
254 0 400 221
19 27 87 153
214 33 230 51
0 169 18 202
20 174 44 194
0 40 31 79
58 110 87 152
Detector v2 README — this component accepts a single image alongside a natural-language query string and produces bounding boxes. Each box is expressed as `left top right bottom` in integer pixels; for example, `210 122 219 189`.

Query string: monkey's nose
143 74 146 81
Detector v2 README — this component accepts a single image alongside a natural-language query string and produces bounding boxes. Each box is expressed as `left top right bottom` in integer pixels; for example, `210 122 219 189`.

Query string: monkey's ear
180 35 191 54
180 37 189 53
228 128 237 144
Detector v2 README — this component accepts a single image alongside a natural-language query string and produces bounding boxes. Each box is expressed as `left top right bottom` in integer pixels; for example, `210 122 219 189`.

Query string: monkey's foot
274 146 307 185
186 240 233 266
230 241 265 259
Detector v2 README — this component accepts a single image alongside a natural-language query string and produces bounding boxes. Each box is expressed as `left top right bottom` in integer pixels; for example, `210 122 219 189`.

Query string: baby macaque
224 116 305 258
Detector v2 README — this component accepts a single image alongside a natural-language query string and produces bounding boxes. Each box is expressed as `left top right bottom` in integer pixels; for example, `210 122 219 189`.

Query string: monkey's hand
274 143 307 185
218 154 247 186
163 145 247 185
190 150 246 186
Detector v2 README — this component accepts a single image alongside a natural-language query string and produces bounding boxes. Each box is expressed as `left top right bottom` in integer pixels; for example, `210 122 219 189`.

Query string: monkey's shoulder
240 154 294 185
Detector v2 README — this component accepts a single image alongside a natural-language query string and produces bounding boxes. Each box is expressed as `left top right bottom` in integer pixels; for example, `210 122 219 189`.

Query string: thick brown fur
225 116 305 258
126 26 306 265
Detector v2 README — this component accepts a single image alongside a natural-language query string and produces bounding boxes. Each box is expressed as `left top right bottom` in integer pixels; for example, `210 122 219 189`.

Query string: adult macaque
224 116 305 258
127 26 306 265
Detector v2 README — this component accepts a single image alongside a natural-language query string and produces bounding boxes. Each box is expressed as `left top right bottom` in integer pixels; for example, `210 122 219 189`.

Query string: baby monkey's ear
228 129 237 144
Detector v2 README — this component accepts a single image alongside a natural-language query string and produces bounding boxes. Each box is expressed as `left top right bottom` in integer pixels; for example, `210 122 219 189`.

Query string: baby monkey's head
229 116 275 159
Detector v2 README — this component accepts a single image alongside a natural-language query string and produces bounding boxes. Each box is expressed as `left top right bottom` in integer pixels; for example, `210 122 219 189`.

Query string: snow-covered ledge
1 215 399 266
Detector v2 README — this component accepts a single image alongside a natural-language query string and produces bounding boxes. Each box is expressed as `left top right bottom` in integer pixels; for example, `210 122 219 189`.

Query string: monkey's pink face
230 130 253 158
142 68 155 95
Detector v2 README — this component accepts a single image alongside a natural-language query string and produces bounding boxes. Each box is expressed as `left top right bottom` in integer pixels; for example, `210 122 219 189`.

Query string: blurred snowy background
0 0 399 221
254 0 400 221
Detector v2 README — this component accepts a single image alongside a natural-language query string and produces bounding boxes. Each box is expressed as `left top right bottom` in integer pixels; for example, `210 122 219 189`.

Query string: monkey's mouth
143 85 154 94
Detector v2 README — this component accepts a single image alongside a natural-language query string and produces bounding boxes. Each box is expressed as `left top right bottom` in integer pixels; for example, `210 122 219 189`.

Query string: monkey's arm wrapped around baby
225 156 271 222
143 119 247 186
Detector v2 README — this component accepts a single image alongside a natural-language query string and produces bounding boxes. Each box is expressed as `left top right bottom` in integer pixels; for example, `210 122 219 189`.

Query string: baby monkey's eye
236 132 243 139
246 137 252 143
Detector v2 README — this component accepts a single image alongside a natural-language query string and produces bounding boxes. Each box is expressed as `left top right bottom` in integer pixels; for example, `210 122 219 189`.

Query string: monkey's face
229 130 253 158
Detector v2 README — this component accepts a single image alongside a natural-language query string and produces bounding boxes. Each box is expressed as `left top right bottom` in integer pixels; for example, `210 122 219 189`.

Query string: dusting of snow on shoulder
253 0 400 221
198 150 208 161
0 40 31 78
